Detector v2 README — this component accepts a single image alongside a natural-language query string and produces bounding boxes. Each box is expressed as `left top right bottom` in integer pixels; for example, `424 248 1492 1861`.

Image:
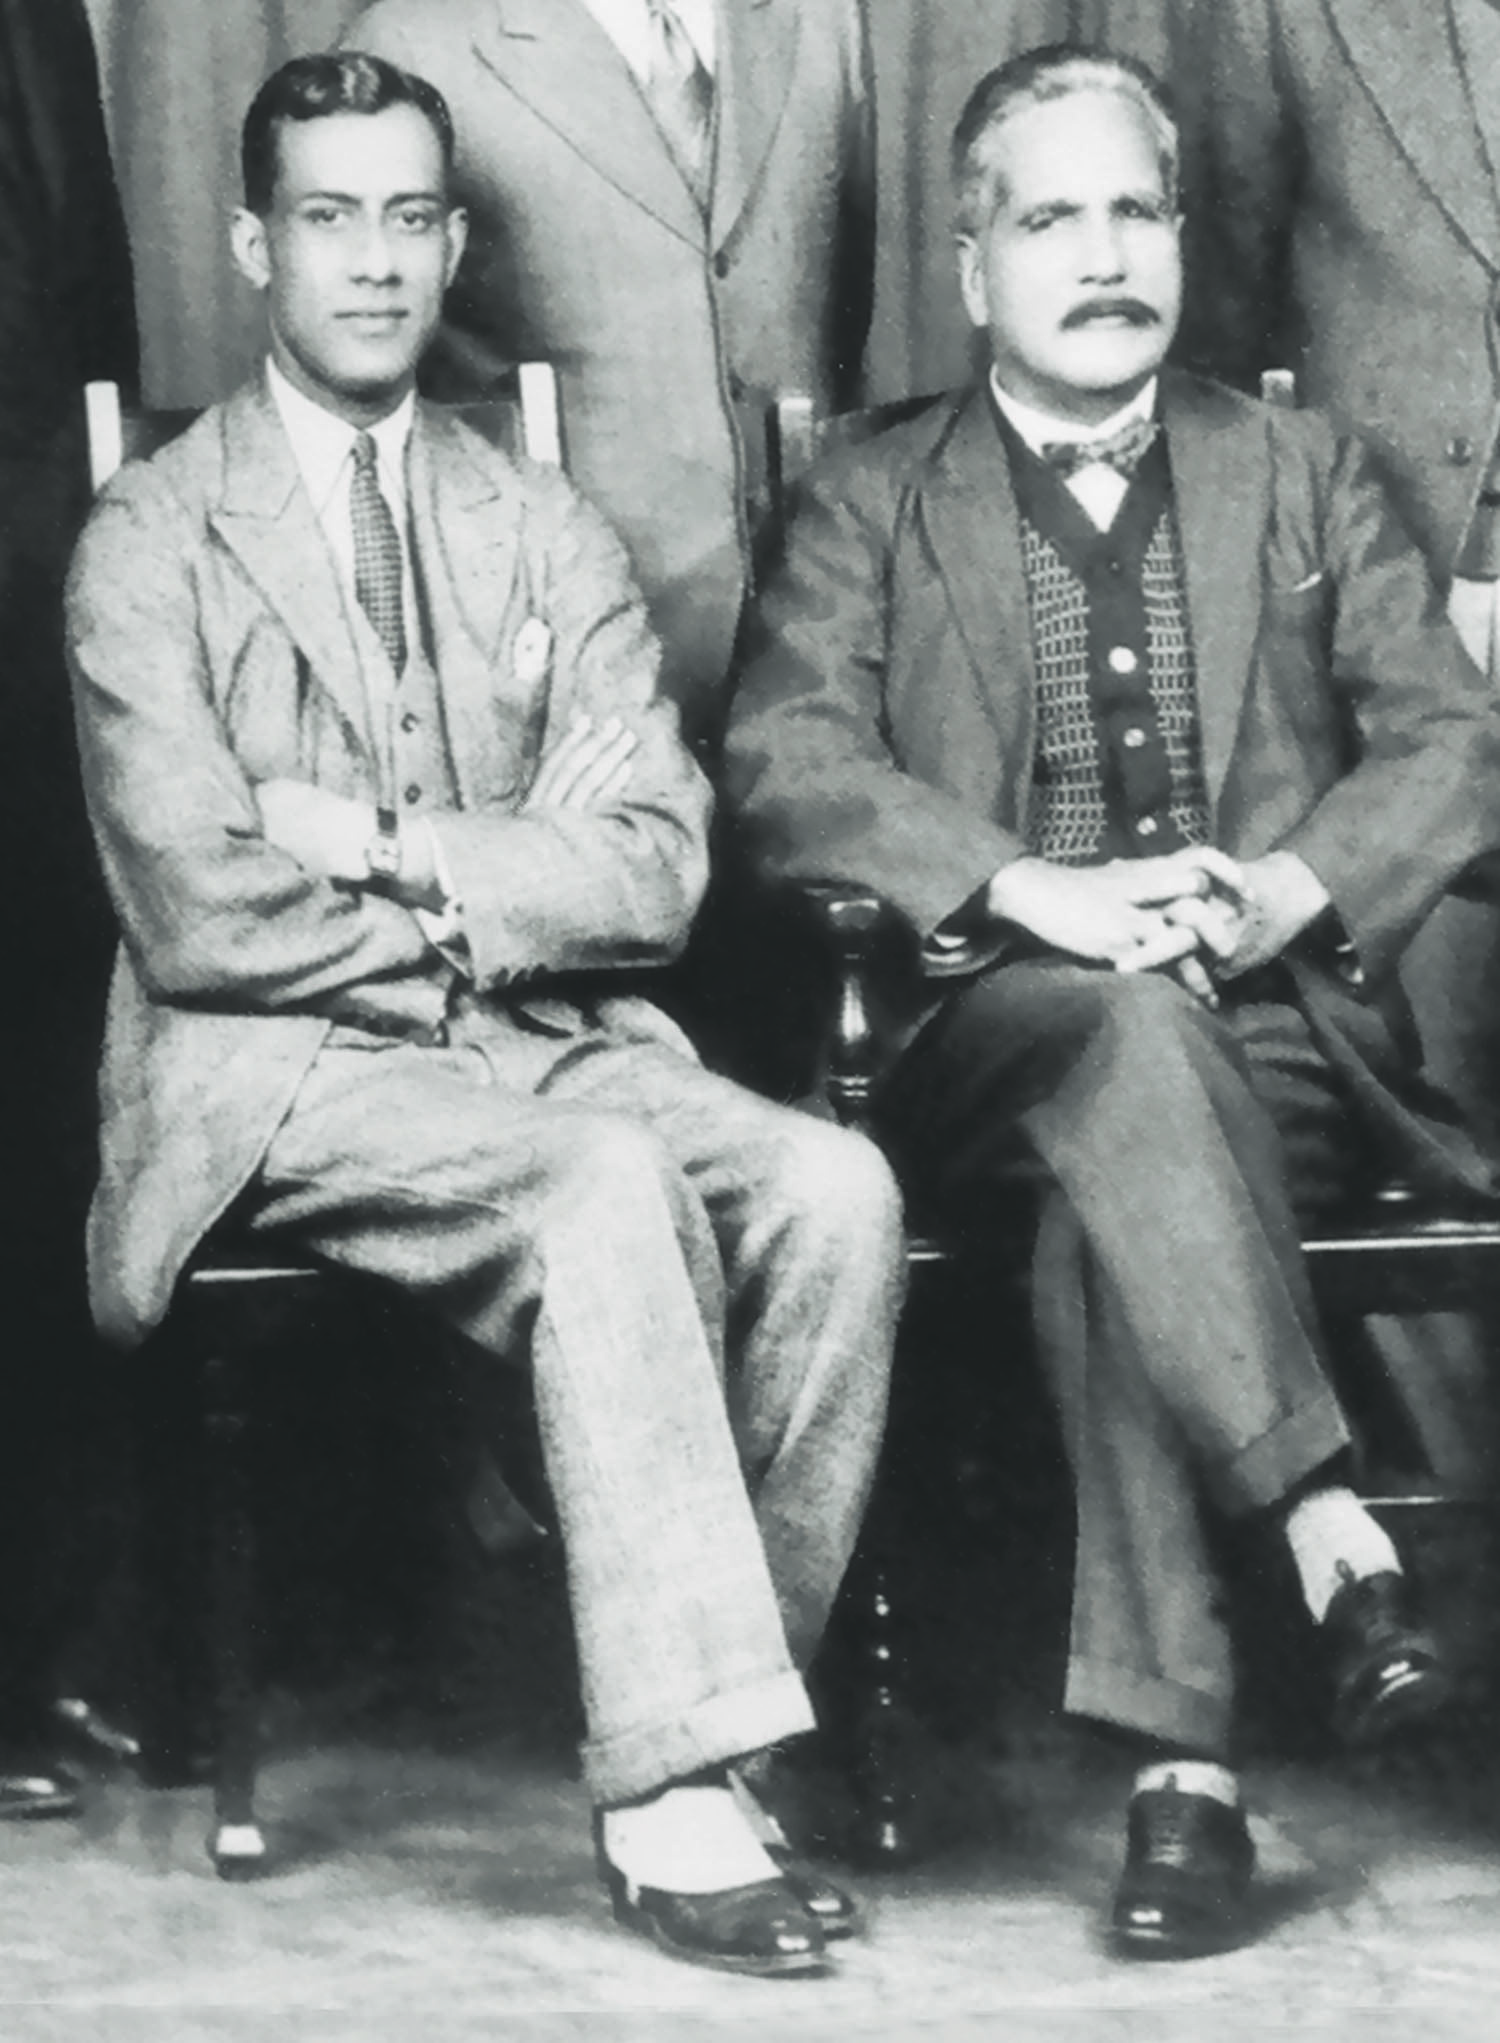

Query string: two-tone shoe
1111 1782 1255 1959
762 1842 862 1941
594 1814 830 1977
1322 1565 1453 1748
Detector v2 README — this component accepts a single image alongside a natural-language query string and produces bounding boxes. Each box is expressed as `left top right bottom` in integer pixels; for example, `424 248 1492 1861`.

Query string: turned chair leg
201 1348 266 1879
838 1551 920 1867
133 1340 210 1790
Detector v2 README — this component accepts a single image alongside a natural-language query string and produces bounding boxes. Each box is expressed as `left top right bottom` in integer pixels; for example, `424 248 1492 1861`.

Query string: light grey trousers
246 995 904 1802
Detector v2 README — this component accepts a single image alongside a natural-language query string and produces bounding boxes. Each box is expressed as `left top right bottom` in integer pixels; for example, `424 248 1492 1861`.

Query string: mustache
1061 297 1161 330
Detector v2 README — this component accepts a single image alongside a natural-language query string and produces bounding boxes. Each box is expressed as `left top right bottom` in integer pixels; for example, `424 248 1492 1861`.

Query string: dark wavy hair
241 51 456 216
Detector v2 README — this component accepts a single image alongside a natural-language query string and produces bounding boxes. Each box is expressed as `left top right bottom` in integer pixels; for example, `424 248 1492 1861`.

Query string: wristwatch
363 805 402 893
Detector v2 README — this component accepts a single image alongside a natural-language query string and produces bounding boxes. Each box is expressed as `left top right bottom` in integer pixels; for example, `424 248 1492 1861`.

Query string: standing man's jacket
344 0 874 740
1183 0 1500 581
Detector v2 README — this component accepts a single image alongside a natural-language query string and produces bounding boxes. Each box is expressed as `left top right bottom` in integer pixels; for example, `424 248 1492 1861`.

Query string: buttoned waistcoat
725 371 1500 1190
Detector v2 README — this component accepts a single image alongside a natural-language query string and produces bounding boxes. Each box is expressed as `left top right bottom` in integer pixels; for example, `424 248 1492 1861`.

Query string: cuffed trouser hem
1211 1395 1351 1520
1066 1655 1232 1759
582 1670 816 1807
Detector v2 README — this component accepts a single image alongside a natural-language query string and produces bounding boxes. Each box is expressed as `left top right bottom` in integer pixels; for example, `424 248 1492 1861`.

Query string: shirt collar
266 356 415 518
989 372 1158 462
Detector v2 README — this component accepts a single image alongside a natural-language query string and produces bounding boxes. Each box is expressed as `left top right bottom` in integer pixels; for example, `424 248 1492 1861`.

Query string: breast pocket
1255 573 1349 768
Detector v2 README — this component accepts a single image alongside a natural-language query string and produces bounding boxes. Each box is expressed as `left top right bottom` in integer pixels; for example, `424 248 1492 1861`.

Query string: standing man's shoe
1321 1566 1452 1748
1111 1777 1255 1958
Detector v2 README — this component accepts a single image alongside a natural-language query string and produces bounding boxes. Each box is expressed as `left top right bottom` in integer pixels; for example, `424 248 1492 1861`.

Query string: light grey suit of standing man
65 51 901 1978
342 0 874 742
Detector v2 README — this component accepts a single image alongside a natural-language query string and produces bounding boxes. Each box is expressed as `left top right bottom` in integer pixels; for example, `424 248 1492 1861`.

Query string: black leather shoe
594 1816 829 1976
764 1844 862 1940
1111 1785 1255 1959
1322 1566 1452 1748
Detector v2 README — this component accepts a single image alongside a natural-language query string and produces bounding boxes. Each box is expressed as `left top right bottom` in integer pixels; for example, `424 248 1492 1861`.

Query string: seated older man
726 46 1500 1959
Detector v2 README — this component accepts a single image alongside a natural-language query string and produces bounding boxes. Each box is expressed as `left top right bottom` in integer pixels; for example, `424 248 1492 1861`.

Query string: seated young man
64 52 903 1978
725 46 1500 1959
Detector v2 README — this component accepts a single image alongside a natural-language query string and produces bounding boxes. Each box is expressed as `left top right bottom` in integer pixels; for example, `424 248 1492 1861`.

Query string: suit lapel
1325 0 1500 273
712 0 799 250
1162 376 1267 814
472 0 704 247
407 404 522 809
917 392 1039 818
208 378 372 751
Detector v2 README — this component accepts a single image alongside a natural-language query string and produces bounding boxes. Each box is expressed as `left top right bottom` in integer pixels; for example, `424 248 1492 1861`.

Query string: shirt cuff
413 819 472 975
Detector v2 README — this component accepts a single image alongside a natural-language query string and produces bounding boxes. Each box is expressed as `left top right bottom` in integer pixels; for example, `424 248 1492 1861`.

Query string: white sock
1133 1760 1240 1808
601 1784 779 1895
1284 1485 1400 1622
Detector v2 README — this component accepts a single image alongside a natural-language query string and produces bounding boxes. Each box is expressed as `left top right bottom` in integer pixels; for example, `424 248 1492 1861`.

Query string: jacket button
714 251 730 280
1447 436 1476 465
404 783 422 805
400 710 419 733
1135 815 1159 838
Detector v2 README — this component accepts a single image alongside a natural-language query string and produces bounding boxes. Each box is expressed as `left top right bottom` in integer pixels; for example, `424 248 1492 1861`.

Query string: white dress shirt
265 359 461 941
579 0 717 80
990 372 1158 533
267 354 416 630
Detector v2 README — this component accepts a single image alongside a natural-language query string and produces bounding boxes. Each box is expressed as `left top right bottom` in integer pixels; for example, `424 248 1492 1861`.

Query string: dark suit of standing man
728 48 1500 1961
342 0 874 742
1173 0 1500 1137
0 0 138 1814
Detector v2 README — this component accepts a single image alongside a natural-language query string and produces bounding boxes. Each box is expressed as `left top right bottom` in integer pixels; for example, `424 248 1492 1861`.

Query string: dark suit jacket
344 0 874 738
66 377 711 1347
1181 0 1500 579
725 372 1500 1186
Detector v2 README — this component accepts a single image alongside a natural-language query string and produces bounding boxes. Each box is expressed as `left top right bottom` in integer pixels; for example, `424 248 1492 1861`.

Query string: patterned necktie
643 0 714 207
350 431 407 675
1039 416 1160 480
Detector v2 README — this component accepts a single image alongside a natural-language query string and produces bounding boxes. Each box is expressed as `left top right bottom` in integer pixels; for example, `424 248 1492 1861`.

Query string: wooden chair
84 367 560 1878
764 394 1500 1862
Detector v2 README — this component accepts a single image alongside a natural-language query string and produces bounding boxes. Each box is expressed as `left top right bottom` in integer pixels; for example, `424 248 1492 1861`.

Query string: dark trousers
0 561 116 1752
877 961 1366 1756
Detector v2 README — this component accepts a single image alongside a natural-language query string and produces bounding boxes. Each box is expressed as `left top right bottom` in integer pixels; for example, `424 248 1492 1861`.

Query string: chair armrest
791 881 887 1131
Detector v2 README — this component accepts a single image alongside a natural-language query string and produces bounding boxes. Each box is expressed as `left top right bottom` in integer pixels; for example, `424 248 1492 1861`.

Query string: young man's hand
255 778 439 905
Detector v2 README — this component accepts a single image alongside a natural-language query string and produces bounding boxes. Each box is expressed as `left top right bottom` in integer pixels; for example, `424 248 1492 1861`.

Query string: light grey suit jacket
66 376 711 1347
344 0 874 738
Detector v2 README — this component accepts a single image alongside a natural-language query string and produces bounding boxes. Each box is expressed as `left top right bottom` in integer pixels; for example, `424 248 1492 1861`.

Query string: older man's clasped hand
986 844 1332 1005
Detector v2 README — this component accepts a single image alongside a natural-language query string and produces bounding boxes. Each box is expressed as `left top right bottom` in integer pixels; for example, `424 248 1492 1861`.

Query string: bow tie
1039 416 1160 479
